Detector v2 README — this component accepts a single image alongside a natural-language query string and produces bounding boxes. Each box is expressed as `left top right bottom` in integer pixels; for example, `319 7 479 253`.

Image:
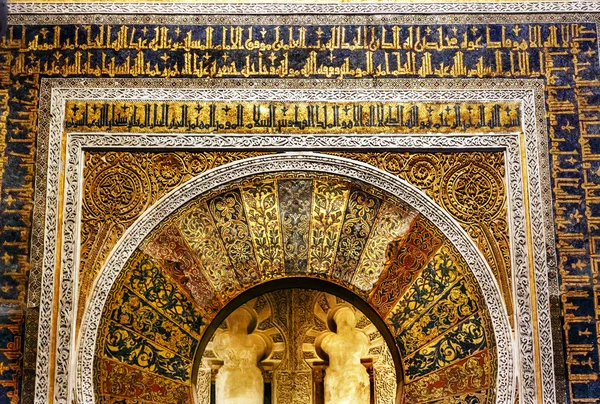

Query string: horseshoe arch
77 153 515 404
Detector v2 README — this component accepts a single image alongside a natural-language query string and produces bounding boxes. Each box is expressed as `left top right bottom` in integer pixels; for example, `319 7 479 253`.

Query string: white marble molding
30 79 555 404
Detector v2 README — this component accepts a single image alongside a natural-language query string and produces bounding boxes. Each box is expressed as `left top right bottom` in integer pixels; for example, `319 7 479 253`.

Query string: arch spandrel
79 153 513 404
79 150 512 328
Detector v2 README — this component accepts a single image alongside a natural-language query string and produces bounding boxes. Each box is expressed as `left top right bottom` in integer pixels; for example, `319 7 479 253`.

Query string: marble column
319 307 370 404
213 307 269 404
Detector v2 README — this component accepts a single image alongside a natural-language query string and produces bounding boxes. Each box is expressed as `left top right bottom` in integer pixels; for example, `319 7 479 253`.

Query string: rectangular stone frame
28 78 557 404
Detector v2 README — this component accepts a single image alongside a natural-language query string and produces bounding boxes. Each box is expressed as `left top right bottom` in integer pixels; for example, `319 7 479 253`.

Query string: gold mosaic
94 170 497 403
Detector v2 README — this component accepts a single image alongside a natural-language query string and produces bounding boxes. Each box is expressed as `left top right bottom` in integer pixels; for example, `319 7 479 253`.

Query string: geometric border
76 152 514 404
7 12 600 26
8 1 600 15
31 79 556 404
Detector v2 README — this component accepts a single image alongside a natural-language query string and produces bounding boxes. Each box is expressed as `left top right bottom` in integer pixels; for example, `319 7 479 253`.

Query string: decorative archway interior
80 150 511 332
94 169 497 404
197 288 397 404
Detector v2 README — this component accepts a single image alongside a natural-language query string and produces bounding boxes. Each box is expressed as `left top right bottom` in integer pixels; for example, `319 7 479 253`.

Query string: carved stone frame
77 152 514 404
31 78 556 404
8 1 600 15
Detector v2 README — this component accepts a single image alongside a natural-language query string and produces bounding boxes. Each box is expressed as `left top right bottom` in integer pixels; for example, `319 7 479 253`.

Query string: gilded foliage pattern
330 187 382 283
93 170 497 403
141 223 222 315
397 277 480 356
97 359 191 404
278 179 313 273
329 152 512 317
79 151 509 320
368 215 444 317
403 313 488 381
125 253 205 336
78 151 270 326
308 180 350 275
208 189 262 285
386 244 464 335
241 180 285 278
95 251 203 402
108 288 197 358
103 322 191 382
403 350 494 403
353 199 415 292
178 200 242 300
